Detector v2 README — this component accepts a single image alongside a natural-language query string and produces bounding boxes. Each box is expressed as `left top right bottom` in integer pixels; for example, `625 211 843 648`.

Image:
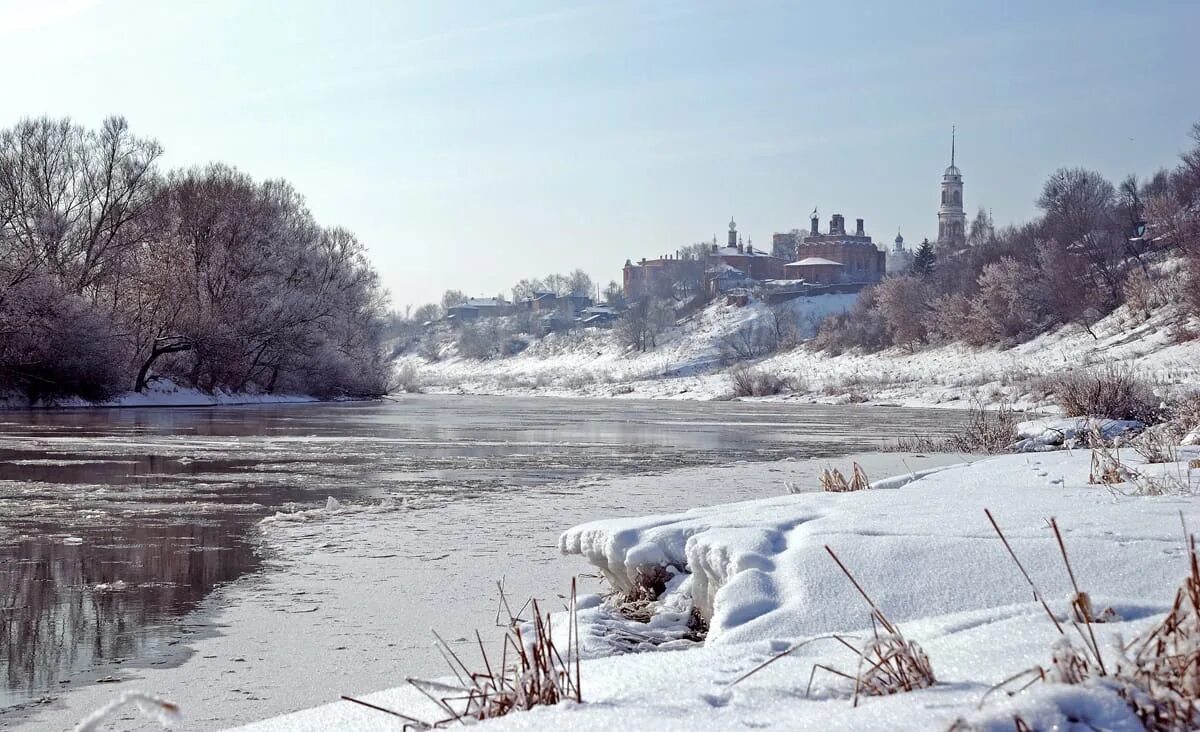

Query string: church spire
951 125 956 168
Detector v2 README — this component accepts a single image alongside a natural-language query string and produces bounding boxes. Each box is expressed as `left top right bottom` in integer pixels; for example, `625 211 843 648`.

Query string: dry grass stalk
609 566 672 624
1133 425 1182 464
986 510 1200 731
1116 536 1200 730
890 401 1018 455
1088 440 1193 496
1090 446 1132 484
386 580 582 727
731 546 935 703
820 463 870 493
821 546 935 704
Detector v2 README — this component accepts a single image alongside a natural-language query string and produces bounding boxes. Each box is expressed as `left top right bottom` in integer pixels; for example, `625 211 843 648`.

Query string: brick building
783 212 885 284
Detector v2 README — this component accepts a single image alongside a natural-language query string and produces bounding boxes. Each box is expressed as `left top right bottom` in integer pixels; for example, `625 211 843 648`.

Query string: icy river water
0 395 965 725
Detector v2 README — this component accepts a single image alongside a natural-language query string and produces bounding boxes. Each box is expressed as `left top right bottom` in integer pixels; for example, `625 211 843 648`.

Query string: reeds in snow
730 545 935 704
400 579 582 726
984 510 1200 731
820 463 870 493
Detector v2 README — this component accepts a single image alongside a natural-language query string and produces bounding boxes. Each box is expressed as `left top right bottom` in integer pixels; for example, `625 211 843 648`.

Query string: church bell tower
937 127 966 249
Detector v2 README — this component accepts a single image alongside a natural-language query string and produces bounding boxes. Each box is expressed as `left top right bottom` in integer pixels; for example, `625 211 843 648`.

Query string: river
0 395 965 727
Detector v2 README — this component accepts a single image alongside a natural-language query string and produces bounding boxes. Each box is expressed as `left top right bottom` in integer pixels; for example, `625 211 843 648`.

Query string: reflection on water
2 521 255 705
0 396 964 712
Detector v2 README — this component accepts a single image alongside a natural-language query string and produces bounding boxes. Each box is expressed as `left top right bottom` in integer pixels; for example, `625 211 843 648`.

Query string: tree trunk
135 338 192 392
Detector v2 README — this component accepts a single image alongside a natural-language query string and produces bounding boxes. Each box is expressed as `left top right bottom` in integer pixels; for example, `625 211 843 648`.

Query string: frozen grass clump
986 512 1200 731
891 402 1018 454
819 463 870 492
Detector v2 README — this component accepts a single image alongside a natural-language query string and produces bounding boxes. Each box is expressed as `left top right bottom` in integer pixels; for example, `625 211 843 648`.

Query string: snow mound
1010 417 1144 452
561 451 1196 645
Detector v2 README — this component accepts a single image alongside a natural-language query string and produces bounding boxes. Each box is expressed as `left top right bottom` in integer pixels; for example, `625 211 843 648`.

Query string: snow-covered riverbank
242 443 1200 731
0 380 322 410
12 451 971 730
408 299 1200 410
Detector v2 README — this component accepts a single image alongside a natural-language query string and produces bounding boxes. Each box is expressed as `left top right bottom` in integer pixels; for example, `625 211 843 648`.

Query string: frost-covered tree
0 118 389 402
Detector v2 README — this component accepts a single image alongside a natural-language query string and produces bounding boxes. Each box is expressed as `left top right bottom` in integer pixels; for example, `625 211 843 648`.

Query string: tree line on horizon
0 116 390 404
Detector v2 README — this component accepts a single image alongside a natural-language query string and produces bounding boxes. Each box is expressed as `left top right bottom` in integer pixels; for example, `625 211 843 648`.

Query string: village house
445 297 513 321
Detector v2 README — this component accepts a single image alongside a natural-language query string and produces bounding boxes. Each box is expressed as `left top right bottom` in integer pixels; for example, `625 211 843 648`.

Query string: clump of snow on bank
561 449 1199 644
1010 416 1145 452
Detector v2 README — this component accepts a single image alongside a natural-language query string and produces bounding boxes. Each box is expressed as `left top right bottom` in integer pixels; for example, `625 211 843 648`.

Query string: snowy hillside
402 296 1200 409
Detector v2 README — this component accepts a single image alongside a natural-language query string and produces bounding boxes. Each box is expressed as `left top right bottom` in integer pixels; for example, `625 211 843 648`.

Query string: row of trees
0 117 389 403
815 123 1200 354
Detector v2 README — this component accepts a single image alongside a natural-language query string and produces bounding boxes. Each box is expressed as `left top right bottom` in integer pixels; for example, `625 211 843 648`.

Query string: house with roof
445 297 513 321
579 304 619 328
783 256 844 284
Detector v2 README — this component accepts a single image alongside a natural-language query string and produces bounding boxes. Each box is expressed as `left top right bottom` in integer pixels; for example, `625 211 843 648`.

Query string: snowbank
560 449 1198 644
2 379 321 409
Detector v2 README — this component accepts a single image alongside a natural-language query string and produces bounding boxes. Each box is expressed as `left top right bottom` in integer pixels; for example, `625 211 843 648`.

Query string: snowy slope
408 298 1200 409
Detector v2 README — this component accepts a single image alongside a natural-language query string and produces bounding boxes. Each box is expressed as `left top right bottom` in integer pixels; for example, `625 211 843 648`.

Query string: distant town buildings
782 212 886 285
620 134 968 299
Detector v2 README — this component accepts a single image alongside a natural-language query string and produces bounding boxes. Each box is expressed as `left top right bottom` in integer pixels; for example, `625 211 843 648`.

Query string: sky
2 0 1198 310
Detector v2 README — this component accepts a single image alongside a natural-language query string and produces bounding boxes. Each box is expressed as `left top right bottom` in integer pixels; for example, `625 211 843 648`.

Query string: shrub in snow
392 361 422 393
727 364 791 397
1046 365 1161 423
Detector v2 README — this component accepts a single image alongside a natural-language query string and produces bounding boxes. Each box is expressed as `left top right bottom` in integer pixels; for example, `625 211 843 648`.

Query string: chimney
830 214 845 235
810 215 819 236
855 218 864 237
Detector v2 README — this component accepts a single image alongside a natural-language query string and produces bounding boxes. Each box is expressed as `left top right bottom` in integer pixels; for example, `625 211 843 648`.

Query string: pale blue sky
2 0 1198 308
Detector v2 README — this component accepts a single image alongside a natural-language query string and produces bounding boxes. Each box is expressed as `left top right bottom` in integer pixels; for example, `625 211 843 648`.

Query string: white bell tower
937 127 966 249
